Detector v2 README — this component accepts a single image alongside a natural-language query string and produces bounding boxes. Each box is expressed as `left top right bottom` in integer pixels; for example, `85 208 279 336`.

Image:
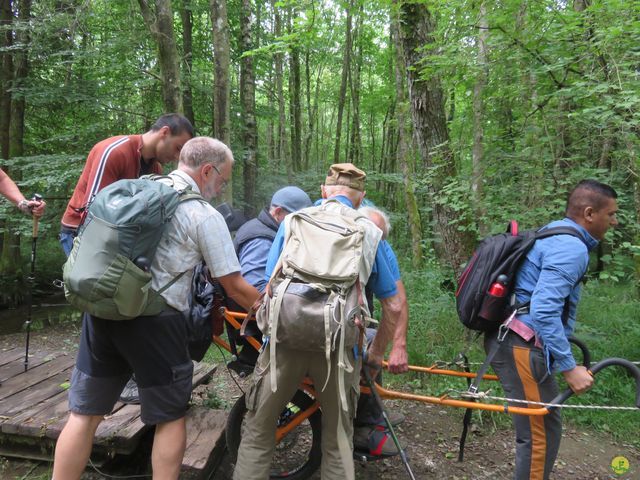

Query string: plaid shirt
151 169 240 312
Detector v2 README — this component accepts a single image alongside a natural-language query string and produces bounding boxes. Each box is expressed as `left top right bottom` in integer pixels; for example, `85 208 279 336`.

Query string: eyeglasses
211 164 229 188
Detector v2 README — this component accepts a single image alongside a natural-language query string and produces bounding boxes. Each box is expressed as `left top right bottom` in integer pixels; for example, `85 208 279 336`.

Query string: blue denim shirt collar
313 195 354 208
543 217 598 251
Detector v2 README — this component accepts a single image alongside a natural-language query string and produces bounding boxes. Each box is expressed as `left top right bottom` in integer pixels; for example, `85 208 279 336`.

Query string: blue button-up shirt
514 218 598 372
264 196 398 299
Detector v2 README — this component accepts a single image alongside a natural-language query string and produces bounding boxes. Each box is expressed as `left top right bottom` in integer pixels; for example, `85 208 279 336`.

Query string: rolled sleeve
530 242 588 372
197 211 240 278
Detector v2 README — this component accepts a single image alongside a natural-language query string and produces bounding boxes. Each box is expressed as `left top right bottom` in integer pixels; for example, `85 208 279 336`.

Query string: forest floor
1 322 639 480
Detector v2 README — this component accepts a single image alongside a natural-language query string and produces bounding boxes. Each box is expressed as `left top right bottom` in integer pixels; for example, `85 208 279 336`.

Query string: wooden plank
92 362 218 454
0 358 219 460
2 390 69 436
1 365 74 418
180 407 227 479
0 350 63 384
0 353 73 401
0 347 23 367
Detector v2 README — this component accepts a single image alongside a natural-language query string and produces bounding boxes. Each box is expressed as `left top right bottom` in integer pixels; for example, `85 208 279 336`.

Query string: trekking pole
24 194 42 372
361 354 417 480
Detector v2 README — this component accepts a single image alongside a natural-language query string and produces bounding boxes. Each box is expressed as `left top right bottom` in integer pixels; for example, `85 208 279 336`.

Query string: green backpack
63 175 203 320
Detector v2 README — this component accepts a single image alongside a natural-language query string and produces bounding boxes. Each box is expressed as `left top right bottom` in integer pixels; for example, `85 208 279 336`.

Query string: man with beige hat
233 163 405 480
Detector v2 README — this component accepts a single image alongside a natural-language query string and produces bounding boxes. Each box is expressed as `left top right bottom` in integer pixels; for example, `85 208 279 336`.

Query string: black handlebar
549 357 640 409
568 335 591 369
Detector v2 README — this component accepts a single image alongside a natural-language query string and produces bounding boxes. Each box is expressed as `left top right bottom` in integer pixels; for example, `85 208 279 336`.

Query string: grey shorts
69 310 193 425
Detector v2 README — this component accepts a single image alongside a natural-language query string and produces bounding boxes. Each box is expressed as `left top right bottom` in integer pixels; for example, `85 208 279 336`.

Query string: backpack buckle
497 310 517 342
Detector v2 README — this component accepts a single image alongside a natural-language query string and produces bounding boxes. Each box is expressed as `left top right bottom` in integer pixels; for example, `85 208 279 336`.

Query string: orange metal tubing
275 402 321 442
370 383 550 416
221 311 263 351
406 364 499 382
219 309 547 416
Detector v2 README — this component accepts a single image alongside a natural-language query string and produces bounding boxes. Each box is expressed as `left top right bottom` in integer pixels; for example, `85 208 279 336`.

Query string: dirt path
202 357 640 480
1 324 639 479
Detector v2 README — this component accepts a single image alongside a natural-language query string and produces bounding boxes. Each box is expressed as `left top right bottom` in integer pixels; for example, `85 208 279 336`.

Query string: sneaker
353 425 405 457
119 377 140 404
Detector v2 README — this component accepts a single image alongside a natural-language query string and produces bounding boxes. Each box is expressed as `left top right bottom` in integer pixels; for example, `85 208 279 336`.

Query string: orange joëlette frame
214 309 557 425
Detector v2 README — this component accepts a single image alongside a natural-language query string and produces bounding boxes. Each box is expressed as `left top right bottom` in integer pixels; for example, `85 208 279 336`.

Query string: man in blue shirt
234 186 312 292
485 179 618 480
228 186 311 372
234 163 405 480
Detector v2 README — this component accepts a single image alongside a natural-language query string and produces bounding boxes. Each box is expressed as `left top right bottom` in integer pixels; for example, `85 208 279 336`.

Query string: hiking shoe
227 359 255 377
353 425 406 457
119 377 140 404
385 410 405 427
355 409 405 427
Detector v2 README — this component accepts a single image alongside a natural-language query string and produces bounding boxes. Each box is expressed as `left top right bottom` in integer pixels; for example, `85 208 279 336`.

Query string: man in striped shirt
59 113 194 256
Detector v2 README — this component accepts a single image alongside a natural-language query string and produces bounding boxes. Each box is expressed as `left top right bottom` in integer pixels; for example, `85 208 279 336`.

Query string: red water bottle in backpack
488 274 508 297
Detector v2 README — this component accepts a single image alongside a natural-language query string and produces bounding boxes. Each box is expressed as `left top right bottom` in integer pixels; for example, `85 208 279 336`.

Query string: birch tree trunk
138 0 183 113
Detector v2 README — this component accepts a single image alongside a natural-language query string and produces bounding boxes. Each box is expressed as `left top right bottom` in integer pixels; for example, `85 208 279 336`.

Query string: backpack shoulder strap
534 226 585 245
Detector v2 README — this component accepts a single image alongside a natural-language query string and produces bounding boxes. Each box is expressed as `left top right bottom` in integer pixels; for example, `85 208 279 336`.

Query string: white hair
360 206 391 238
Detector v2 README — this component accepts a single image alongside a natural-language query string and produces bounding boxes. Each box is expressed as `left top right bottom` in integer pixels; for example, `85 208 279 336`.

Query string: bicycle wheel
226 389 322 479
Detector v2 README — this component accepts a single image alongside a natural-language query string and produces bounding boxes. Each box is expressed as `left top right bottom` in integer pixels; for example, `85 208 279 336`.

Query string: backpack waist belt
509 317 542 348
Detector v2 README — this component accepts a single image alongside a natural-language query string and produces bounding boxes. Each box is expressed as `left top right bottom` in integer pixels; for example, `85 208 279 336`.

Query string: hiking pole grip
31 194 42 238
550 358 640 409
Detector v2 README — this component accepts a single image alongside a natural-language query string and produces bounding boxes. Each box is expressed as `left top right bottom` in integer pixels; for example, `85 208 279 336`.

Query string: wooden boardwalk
0 345 223 477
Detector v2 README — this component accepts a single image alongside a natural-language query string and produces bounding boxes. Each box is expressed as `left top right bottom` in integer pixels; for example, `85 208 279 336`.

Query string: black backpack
455 221 583 332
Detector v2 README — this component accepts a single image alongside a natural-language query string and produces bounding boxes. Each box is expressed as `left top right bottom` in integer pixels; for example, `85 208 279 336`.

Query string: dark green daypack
63 175 203 320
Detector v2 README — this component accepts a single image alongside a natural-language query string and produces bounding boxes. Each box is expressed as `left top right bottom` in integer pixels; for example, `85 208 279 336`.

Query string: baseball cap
324 163 366 192
270 186 312 213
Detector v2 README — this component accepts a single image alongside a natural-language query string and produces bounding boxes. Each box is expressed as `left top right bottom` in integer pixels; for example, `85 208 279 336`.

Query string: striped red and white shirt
61 135 162 229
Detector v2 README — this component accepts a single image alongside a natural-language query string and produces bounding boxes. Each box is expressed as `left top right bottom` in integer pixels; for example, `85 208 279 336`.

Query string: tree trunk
303 49 313 170
333 0 353 164
211 0 230 146
391 8 422 268
348 6 363 165
272 0 286 168
0 0 12 160
138 0 183 113
0 0 20 303
399 0 474 272
240 0 257 216
181 0 195 126
288 9 302 171
472 1 488 236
